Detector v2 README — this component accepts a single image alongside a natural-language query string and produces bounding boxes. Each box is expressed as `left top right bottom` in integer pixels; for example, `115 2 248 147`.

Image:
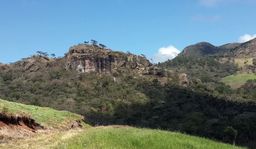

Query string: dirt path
0 125 129 149
0 128 84 149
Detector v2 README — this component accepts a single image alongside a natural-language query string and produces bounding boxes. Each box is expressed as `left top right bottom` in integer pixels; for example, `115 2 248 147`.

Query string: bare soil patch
0 113 43 142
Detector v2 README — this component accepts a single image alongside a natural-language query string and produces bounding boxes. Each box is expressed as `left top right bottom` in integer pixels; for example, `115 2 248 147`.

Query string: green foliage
0 53 255 148
253 58 256 66
161 56 237 82
237 80 256 99
159 56 239 98
224 126 238 145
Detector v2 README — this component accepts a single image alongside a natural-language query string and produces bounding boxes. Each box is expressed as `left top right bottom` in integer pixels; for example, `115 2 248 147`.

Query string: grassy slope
221 73 256 89
0 99 83 128
55 126 245 149
0 99 246 149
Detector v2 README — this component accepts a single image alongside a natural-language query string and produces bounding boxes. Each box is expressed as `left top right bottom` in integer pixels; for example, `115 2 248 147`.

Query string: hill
164 38 256 96
179 42 241 58
232 38 256 58
219 43 241 52
180 42 219 57
0 99 245 149
1 41 256 148
56 126 244 149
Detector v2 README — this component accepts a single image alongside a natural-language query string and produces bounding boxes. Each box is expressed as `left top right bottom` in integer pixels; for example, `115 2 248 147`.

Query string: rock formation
15 56 51 72
65 44 151 74
179 73 189 87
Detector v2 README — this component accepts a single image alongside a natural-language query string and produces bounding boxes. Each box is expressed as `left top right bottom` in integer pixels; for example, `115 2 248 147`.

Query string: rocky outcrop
65 44 151 74
14 56 51 72
179 73 189 87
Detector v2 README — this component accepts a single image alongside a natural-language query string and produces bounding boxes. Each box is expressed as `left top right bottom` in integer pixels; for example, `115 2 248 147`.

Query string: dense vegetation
0 59 256 148
159 56 238 98
237 80 256 99
161 56 237 81
161 55 256 101
1 42 256 148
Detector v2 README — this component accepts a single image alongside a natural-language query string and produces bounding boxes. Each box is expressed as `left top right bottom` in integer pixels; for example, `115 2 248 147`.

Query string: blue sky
0 0 256 63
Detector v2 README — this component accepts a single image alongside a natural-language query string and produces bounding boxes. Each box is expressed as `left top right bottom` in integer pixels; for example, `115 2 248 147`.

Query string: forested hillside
0 40 256 148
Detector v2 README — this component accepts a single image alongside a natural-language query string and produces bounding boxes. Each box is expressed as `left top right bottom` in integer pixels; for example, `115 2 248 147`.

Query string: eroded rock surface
0 113 43 140
65 44 151 74
14 56 51 72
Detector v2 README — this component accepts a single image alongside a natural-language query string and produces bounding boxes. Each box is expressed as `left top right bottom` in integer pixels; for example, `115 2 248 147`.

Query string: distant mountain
232 38 256 58
187 38 256 59
178 39 256 58
174 39 256 73
180 42 219 57
219 43 241 51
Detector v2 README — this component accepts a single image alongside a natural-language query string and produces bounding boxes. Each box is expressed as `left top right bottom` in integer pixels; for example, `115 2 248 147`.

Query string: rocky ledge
65 44 152 74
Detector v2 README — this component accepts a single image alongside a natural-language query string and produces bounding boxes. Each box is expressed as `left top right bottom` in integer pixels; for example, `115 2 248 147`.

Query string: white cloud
238 34 256 43
153 45 180 63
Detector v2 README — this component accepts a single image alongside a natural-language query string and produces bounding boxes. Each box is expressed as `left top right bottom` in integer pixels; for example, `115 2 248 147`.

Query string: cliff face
65 44 151 74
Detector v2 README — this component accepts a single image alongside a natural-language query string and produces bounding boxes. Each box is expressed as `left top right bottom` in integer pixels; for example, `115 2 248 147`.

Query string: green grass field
0 99 83 128
221 73 256 89
55 126 244 149
0 99 246 149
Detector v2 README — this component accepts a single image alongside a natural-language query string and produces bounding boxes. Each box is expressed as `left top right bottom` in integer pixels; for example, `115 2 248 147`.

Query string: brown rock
65 44 151 74
179 73 189 87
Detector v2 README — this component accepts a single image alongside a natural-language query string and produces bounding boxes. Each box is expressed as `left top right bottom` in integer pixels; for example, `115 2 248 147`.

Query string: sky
0 0 256 63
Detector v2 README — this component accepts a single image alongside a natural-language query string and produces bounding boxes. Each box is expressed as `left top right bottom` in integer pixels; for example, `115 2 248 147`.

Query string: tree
51 53 56 58
141 54 146 58
253 58 256 66
36 51 49 57
224 126 238 145
91 39 98 46
84 41 89 44
99 43 106 49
